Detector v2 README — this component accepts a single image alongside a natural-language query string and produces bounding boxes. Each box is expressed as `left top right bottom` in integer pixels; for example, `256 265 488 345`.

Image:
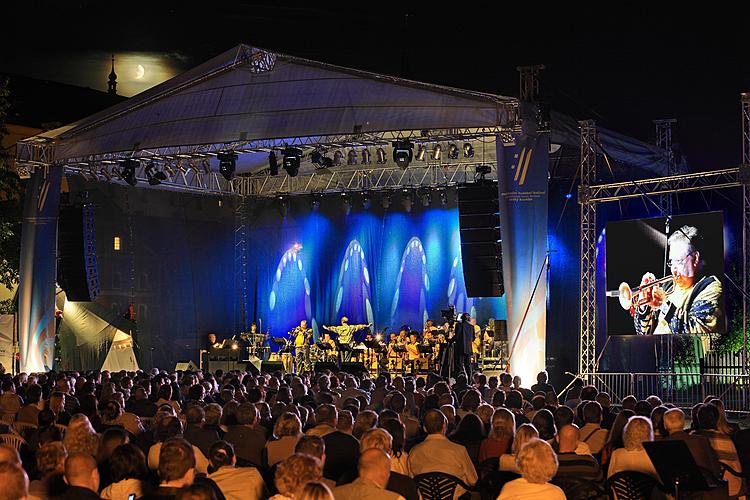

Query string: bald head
0 445 20 465
0 462 28 500
358 448 391 488
64 453 100 492
663 408 686 434
557 424 580 453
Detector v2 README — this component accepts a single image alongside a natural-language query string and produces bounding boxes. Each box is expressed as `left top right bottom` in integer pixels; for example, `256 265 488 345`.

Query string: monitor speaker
313 362 338 373
340 362 367 374
261 361 284 373
174 360 199 372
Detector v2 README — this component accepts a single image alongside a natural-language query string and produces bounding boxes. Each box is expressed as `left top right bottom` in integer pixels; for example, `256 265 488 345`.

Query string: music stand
315 342 333 352
643 440 716 498
417 344 434 354
391 345 407 354
363 340 384 352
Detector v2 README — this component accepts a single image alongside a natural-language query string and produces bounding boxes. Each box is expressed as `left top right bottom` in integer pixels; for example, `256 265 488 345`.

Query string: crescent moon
135 64 145 80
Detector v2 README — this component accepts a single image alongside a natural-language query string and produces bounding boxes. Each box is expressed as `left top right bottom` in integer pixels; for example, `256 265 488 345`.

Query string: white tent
102 330 139 372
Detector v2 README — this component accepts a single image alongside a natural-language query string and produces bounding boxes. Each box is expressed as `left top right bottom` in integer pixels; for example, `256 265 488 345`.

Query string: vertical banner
498 130 549 385
18 167 62 372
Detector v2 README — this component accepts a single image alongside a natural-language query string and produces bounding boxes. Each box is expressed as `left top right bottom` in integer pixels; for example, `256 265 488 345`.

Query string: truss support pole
234 197 249 333
654 119 677 216
517 65 545 102
578 120 598 376
742 93 750 374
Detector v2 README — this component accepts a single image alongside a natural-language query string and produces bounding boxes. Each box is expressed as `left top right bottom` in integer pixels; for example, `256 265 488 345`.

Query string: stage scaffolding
577 93 750 377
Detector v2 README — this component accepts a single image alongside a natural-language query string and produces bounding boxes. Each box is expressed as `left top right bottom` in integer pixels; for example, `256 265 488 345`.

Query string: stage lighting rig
145 161 167 186
217 151 238 181
391 140 414 169
311 150 334 170
361 191 372 209
463 142 474 158
311 194 322 210
376 148 387 164
448 143 459 159
361 149 372 165
347 150 358 165
415 144 426 162
121 159 139 186
333 150 344 166
439 190 448 206
432 144 442 161
476 164 492 180
282 147 302 177
419 189 432 207
269 151 279 176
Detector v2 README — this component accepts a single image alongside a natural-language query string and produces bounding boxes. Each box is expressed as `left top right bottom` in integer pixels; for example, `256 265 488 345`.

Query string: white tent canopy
102 330 139 372
20 45 518 175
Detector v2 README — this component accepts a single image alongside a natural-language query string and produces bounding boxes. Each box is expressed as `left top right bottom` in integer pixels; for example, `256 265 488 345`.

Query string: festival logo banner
18 167 63 372
497 130 549 385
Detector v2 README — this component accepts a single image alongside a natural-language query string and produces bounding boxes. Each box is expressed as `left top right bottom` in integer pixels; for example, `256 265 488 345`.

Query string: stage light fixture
145 161 167 186
217 151 238 181
376 148 387 164
311 150 334 170
361 149 371 165
347 150 358 165
100 168 112 182
282 147 302 177
420 190 432 207
415 144 426 161
201 159 211 174
439 190 448 206
342 193 352 215
448 143 459 160
278 195 289 218
269 151 279 176
432 144 442 161
391 140 414 169
311 150 323 165
476 164 492 180
311 194 322 210
333 150 344 166
381 194 391 210
121 159 139 186
163 163 175 177
463 142 474 158
361 192 372 209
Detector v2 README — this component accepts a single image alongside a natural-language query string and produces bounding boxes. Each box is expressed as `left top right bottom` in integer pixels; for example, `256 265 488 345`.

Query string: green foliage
0 76 23 297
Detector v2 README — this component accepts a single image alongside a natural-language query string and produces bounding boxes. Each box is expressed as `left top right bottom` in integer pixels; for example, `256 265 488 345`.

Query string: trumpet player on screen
633 225 723 335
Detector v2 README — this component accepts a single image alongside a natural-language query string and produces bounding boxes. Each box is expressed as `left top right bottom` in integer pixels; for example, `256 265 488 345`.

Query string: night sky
3 2 749 171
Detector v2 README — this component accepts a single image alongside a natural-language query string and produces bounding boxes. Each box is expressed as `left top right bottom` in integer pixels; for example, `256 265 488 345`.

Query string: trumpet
615 276 674 310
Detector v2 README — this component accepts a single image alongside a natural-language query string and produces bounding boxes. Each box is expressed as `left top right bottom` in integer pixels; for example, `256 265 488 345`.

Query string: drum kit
239 331 271 359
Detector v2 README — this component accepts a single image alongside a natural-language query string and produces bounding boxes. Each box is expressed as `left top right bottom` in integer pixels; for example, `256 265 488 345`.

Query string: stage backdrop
245 192 507 348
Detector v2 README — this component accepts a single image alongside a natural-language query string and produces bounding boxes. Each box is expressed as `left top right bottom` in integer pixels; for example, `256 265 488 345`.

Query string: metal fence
582 372 750 417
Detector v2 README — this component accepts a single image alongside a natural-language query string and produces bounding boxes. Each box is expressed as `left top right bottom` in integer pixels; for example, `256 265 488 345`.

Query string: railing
581 372 750 417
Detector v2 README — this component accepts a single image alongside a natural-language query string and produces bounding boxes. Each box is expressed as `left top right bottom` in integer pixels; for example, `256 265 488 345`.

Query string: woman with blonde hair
499 423 538 473
607 415 658 479
479 408 515 463
271 453 323 500
295 482 333 500
359 427 413 477
63 414 100 456
265 412 303 467
498 438 565 499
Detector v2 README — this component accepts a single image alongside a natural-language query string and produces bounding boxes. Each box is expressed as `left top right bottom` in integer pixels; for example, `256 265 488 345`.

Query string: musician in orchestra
397 327 408 345
291 320 313 373
206 333 221 350
424 319 439 339
322 317 371 361
633 225 723 335
319 332 337 362
405 331 421 374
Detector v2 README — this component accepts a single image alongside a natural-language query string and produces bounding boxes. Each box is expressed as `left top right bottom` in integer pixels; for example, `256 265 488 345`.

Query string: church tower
107 54 117 95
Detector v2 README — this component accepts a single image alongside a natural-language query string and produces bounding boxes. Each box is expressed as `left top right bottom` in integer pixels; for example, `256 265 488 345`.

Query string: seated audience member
633 400 653 418
265 412 303 468
310 405 359 485
295 481 333 500
600 409 634 467
551 406 591 455
530 371 555 396
693 403 743 497
100 400 144 437
294 436 337 492
48 392 72 426
606 416 659 480
336 410 354 435
141 438 196 500
498 439 565 499
63 414 100 456
60 453 100 500
207 441 266 500
504 391 529 426
359 429 417 500
708 398 739 436
479 408 516 464
100 444 150 500
128 387 158 418
511 376 534 402
595 392 615 430
448 413 485 470
271 453 323 500
650 405 669 439
407 409 477 497
17 383 43 425
525 395 546 422
351 411 378 441
97 427 130 490
183 406 220 459
621 395 637 411
499 423 538 474
579 401 608 455
334 449 404 500
148 416 209 475
554 424 602 482
29 442 67 500
663 408 722 483
174 484 216 500
0 444 21 465
379 419 410 476
531 409 556 441
0 462 29 500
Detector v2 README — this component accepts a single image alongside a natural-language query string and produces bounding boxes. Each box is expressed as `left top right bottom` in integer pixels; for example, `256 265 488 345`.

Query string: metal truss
578 120 598 376
654 119 676 216
232 161 498 197
517 65 545 102
742 92 750 371
234 197 249 333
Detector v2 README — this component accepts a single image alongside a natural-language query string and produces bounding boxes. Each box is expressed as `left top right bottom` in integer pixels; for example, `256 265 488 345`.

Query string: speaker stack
57 204 100 302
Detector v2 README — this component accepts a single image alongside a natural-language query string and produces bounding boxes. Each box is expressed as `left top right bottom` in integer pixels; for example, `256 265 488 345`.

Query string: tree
0 76 23 314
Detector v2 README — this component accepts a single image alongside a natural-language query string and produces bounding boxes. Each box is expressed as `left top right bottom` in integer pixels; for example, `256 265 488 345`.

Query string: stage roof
18 44 518 172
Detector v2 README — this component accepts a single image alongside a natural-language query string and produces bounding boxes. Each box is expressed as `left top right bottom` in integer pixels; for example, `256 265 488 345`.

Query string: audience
499 423 538 473
206 441 265 500
271 453 322 500
0 462 29 500
498 438 565 499
606 416 659 480
100 444 149 500
358 429 417 500
60 453 101 500
333 449 403 500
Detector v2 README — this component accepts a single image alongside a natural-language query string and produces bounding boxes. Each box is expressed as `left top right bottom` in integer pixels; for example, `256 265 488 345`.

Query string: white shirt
148 441 209 475
607 448 659 480
407 434 478 498
498 478 566 499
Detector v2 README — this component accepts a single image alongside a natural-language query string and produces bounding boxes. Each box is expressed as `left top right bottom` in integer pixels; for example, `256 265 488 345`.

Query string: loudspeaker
174 360 200 372
493 319 508 341
313 362 338 373
457 184 504 297
58 204 100 301
261 361 284 373
340 362 367 374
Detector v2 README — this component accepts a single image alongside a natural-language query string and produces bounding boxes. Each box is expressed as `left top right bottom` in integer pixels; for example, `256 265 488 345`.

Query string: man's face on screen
669 239 698 289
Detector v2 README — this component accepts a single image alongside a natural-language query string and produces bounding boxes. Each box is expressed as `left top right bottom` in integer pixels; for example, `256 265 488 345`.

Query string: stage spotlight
311 194 322 210
415 144 426 161
448 143 459 160
347 150 358 165
145 161 167 186
361 191 372 209
440 190 448 206
333 150 344 166
311 150 323 165
463 142 474 158
121 159 139 186
311 150 334 170
420 190 432 207
391 140 414 169
476 164 492 180
100 168 112 182
163 163 175 177
376 148 387 164
282 148 302 177
269 151 279 176
381 194 392 210
217 151 238 181
361 149 372 165
278 195 289 218
342 193 352 215
432 144 442 161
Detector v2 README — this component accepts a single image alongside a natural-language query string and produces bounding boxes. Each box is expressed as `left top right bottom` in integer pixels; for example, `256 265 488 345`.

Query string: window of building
114 236 121 251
